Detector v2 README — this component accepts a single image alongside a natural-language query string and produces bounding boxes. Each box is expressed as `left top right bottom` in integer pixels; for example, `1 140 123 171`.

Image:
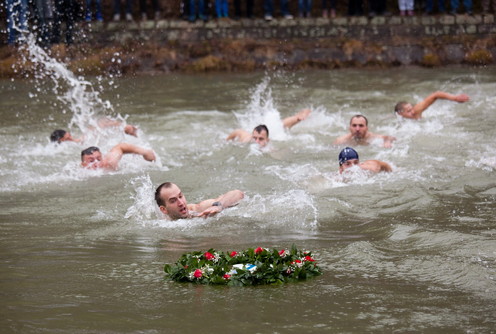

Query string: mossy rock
421 53 442 67
188 55 225 72
464 49 493 65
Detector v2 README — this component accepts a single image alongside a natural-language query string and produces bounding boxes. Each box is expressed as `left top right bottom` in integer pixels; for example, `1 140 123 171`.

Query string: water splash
233 76 288 141
17 34 122 135
125 174 161 221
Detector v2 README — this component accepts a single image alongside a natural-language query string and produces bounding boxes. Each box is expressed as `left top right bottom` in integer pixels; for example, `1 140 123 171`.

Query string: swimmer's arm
97 118 138 137
196 190 245 218
374 160 393 172
333 134 352 145
413 91 470 117
282 108 312 129
67 133 83 143
381 135 396 148
360 160 392 173
379 161 393 172
124 125 138 137
226 129 251 142
104 143 156 170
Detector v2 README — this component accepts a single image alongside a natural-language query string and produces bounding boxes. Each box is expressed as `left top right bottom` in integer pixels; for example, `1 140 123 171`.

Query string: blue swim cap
339 147 359 165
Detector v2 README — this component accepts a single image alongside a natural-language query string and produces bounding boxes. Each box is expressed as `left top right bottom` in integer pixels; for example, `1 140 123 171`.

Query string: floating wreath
164 245 322 286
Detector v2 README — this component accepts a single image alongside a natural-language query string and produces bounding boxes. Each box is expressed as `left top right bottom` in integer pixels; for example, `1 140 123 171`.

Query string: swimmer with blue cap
339 147 392 174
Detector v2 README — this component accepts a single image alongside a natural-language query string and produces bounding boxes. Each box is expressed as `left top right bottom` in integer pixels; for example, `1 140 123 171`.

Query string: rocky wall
1 14 495 76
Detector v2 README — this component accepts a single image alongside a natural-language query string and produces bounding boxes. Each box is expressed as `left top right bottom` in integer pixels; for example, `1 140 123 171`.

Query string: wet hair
155 182 174 207
80 146 100 161
253 124 269 138
50 129 66 143
339 147 359 166
350 114 368 126
394 102 408 113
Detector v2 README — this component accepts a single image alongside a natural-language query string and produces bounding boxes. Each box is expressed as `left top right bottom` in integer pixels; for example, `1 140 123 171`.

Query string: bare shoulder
227 129 251 142
360 160 392 173
333 133 352 145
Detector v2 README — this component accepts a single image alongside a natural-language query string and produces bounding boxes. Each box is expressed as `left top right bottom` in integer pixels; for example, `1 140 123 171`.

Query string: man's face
349 117 368 139
398 103 415 118
159 184 189 219
81 150 103 169
339 159 359 173
252 129 269 147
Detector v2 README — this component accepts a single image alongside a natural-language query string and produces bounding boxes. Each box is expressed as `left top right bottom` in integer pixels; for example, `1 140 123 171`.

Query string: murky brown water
1 63 495 332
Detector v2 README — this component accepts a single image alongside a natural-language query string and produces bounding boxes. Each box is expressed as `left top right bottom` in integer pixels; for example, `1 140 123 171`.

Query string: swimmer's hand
124 124 138 137
454 94 470 103
143 150 156 162
383 135 396 148
197 205 222 218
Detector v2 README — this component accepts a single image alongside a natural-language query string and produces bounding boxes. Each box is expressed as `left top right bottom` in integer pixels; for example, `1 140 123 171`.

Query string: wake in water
0 34 161 190
125 174 319 231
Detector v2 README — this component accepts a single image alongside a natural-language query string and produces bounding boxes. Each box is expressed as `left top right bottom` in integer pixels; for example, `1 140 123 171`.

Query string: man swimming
155 182 244 220
394 90 470 120
50 118 138 144
81 143 156 170
50 129 82 143
333 115 396 148
226 108 312 147
338 147 392 174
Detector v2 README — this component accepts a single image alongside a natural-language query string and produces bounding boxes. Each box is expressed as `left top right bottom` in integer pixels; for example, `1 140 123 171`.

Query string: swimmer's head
252 124 269 147
394 101 415 118
349 115 369 139
81 146 102 169
155 182 189 220
339 147 359 173
339 147 359 165
50 129 67 143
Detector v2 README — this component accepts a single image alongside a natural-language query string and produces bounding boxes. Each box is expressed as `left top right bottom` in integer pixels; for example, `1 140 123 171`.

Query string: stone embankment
1 14 495 76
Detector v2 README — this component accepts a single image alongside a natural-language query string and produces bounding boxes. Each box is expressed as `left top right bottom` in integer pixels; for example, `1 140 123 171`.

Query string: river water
0 42 495 332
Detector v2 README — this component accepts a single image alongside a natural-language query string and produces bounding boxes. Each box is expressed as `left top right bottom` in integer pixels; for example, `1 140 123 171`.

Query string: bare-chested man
333 115 396 148
226 108 312 148
81 143 155 170
50 118 138 144
155 182 244 220
338 147 392 174
394 91 470 120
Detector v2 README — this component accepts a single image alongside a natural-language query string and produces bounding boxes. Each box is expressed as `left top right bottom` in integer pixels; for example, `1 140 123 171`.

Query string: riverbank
1 14 495 77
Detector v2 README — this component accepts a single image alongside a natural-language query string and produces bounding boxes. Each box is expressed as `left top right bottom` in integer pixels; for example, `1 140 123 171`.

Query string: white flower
204 265 214 274
279 249 289 257
212 253 220 263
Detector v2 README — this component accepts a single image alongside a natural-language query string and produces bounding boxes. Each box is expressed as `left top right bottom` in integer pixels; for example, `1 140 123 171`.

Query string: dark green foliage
164 245 322 286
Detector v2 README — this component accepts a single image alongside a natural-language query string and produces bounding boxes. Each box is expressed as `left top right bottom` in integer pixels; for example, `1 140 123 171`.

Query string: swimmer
226 108 312 147
97 118 138 137
50 129 83 143
50 118 138 144
338 147 392 174
154 182 244 220
333 115 396 148
81 143 156 170
394 91 470 120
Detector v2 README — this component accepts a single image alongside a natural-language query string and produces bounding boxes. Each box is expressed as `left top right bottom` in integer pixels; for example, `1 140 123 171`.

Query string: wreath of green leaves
164 245 322 286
